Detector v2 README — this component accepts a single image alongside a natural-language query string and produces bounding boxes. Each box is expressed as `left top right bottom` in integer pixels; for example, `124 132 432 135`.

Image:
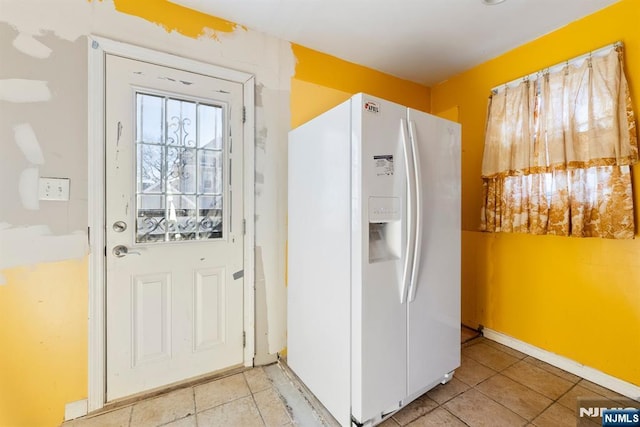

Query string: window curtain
481 47 638 239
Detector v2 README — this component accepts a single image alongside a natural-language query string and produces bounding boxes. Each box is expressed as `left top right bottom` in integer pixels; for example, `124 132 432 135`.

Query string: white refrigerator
287 93 461 427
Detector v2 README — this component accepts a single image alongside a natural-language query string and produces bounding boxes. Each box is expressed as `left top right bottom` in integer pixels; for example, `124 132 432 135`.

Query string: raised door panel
132 273 172 365
194 268 225 351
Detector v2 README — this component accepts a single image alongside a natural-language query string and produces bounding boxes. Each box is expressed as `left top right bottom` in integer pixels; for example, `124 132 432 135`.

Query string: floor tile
557 384 610 410
475 374 552 420
577 379 630 403
378 417 400 426
462 342 520 371
194 373 251 411
482 340 527 360
245 367 273 393
502 360 573 400
454 355 497 387
462 336 487 348
560 383 636 426
62 406 132 427
426 377 469 404
461 326 480 343
406 408 467 427
197 396 264 427
253 387 292 426
577 418 602 427
130 388 194 427
162 415 197 427
444 388 527 427
392 394 438 425
531 402 578 427
523 357 581 383
263 363 330 427
59 337 623 427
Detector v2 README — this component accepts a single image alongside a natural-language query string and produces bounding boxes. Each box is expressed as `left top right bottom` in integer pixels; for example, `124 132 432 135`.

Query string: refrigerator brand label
373 155 393 176
364 101 380 114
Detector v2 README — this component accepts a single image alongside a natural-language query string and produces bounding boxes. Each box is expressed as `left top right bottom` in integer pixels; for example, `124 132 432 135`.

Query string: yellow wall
291 44 430 127
112 0 240 38
0 260 88 427
431 0 640 386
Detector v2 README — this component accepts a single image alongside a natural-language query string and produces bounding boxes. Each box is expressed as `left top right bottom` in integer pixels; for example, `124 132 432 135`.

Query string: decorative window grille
135 92 226 243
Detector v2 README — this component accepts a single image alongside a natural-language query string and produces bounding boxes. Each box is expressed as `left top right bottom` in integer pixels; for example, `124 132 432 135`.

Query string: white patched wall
0 0 293 357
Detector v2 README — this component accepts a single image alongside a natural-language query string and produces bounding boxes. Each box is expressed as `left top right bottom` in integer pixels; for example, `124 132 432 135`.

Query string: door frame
87 35 255 412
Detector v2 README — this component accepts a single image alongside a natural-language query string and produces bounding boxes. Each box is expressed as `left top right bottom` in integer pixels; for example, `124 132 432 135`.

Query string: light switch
39 177 70 201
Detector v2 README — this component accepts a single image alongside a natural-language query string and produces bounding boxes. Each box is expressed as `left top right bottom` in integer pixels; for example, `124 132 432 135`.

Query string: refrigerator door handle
407 120 423 302
400 118 416 304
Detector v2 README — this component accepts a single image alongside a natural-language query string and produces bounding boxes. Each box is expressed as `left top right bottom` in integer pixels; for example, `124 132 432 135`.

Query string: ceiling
170 0 620 86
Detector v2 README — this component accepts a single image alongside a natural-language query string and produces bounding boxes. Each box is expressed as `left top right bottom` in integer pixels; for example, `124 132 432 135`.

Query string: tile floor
61 328 631 427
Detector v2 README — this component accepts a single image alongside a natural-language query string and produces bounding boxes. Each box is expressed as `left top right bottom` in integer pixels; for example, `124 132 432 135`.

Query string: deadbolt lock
113 221 127 232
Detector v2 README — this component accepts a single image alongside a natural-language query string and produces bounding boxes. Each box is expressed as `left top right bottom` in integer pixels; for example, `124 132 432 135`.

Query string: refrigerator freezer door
351 94 408 424
405 110 461 399
288 100 353 426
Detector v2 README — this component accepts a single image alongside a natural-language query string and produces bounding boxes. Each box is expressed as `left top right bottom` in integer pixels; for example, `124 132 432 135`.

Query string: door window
135 92 225 243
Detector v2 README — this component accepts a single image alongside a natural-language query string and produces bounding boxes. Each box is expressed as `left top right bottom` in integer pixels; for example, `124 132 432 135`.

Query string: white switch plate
39 177 70 201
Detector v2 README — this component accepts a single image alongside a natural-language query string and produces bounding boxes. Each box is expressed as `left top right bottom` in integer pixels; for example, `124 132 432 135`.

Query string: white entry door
105 54 245 401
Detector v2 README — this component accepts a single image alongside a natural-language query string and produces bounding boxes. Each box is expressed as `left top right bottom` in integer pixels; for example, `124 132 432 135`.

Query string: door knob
112 245 141 257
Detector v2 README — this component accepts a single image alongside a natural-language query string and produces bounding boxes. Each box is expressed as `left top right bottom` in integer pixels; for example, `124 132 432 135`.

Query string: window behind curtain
481 46 638 239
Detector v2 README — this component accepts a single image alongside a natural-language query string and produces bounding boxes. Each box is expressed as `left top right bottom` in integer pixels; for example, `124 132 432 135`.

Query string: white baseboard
482 328 640 400
64 399 88 421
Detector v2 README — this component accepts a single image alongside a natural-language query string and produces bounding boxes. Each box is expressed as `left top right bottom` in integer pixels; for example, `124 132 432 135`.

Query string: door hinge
243 331 246 348
242 106 246 124
242 219 246 235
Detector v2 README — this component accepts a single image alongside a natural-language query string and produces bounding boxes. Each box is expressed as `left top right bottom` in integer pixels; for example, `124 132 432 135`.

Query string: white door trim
87 35 255 412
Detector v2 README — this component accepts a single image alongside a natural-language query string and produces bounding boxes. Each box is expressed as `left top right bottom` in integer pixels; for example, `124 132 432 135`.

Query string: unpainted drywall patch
13 122 45 211
1 0 296 359
14 123 45 165
0 79 51 103
254 88 290 354
18 167 40 210
12 33 52 58
0 0 93 42
0 223 89 273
